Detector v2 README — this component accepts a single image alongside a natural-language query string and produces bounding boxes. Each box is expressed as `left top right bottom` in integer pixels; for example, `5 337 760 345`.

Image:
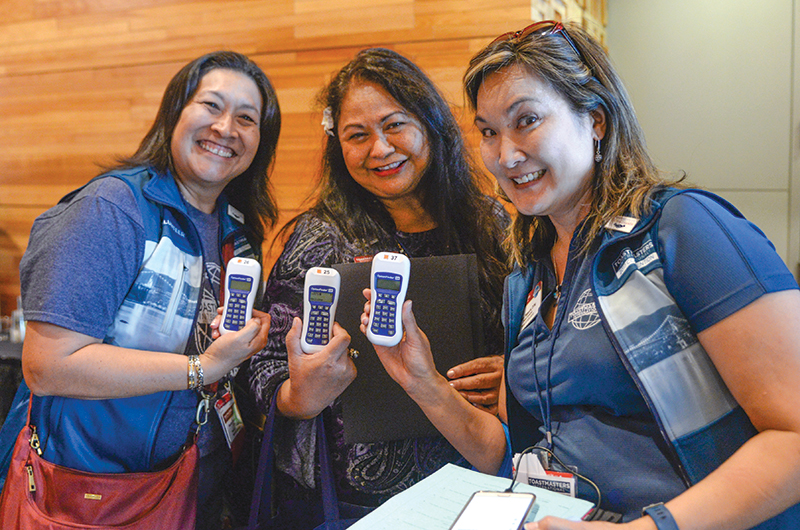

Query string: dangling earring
595 139 603 163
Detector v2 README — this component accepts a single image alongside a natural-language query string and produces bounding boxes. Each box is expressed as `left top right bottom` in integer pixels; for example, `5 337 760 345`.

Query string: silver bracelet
195 355 204 390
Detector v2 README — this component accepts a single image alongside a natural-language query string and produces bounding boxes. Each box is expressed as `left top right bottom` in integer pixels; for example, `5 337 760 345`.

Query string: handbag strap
247 394 278 528
247 385 341 529
25 393 32 426
316 410 340 521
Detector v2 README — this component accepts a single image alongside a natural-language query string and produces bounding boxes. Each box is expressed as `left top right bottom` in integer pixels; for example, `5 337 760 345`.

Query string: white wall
606 0 799 277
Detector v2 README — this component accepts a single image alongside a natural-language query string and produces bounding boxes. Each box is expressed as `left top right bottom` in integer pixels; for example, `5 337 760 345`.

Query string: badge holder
211 381 245 462
514 450 577 497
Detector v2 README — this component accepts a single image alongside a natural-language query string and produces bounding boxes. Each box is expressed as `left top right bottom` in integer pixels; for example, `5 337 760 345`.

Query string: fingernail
447 370 455 378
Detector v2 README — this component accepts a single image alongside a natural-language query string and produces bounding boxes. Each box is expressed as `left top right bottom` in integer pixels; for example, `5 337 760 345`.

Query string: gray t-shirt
21 177 144 337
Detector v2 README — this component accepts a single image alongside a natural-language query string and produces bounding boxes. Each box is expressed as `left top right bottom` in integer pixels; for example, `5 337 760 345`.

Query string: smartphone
220 257 261 335
366 252 411 347
449 491 536 530
300 267 341 353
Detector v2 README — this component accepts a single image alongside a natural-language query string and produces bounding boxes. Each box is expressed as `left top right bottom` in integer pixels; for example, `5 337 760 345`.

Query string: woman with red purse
1 50 277 530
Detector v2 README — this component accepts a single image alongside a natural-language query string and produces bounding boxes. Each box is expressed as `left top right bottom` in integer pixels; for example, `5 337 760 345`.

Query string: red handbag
0 414 198 529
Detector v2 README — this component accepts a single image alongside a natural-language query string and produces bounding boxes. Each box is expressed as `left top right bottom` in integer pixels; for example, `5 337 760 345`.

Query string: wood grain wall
0 0 606 316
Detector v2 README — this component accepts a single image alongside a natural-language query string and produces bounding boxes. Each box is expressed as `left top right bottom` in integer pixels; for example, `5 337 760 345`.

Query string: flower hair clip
322 107 335 137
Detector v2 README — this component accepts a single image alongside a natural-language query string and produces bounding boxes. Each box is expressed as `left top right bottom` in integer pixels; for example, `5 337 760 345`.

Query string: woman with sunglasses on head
246 47 510 526
12 51 277 529
362 21 800 529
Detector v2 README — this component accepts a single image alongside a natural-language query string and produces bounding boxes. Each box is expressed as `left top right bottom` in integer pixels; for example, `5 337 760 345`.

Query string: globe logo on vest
568 289 600 330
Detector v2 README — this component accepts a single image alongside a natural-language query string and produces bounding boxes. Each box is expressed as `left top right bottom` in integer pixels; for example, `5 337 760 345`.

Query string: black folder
332 254 485 444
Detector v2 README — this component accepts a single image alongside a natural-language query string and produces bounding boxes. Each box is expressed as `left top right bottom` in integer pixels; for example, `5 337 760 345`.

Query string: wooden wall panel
0 0 605 76
0 0 605 315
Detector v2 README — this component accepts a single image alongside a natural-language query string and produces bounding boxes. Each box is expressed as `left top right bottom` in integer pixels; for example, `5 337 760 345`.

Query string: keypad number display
220 257 261 335
303 286 337 347
222 275 254 331
366 252 410 347
369 272 402 338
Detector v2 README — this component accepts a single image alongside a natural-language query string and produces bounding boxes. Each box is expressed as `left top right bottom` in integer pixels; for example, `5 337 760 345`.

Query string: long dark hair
286 47 508 333
117 50 281 244
465 22 681 265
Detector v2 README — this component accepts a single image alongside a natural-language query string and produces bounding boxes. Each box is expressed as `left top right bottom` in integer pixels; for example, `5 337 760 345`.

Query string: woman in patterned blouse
246 47 510 526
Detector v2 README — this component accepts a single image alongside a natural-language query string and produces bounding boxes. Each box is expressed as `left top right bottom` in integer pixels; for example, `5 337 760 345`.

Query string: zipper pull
26 465 35 492
195 391 212 436
29 426 42 456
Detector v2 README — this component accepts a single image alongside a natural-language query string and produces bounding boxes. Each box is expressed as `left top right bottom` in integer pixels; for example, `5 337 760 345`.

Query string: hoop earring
594 139 603 163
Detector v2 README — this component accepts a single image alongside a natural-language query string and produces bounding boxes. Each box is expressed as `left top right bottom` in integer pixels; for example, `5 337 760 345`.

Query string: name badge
227 204 245 224
605 215 638 233
515 452 577 497
520 282 542 331
215 385 245 462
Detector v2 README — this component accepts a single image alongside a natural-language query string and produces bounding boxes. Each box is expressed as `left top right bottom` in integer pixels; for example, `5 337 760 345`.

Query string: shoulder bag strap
247 385 341 529
315 412 340 522
247 394 278 529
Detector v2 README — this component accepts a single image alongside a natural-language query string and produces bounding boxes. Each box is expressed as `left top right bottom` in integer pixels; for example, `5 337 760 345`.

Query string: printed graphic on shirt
107 233 202 354
624 312 698 372
568 289 600 330
191 261 221 355
597 264 738 442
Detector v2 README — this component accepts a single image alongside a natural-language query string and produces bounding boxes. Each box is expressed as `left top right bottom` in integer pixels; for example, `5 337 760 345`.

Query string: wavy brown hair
276 47 509 338
464 22 682 266
116 51 281 245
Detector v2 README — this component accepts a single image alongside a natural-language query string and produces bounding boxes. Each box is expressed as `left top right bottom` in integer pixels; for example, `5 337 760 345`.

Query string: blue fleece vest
504 189 800 527
30 167 258 473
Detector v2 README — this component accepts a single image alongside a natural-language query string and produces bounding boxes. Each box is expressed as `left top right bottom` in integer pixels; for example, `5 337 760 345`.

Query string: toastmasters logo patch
568 289 600 330
611 240 657 279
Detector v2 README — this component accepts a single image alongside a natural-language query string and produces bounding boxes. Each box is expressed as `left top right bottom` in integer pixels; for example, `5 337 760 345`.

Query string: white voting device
301 267 341 353
220 257 261 335
366 252 410 347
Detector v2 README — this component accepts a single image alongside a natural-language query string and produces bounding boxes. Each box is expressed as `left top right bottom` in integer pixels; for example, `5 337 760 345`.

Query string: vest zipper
161 253 187 334
590 222 692 487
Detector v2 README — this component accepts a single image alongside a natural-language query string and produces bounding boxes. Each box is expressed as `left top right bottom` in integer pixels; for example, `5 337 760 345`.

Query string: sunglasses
490 20 583 62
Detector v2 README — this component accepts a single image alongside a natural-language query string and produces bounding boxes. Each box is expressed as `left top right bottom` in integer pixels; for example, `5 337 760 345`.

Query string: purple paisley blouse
248 212 504 508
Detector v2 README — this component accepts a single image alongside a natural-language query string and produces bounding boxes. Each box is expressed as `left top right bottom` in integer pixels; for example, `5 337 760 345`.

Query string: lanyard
530 267 569 458
531 293 555 449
